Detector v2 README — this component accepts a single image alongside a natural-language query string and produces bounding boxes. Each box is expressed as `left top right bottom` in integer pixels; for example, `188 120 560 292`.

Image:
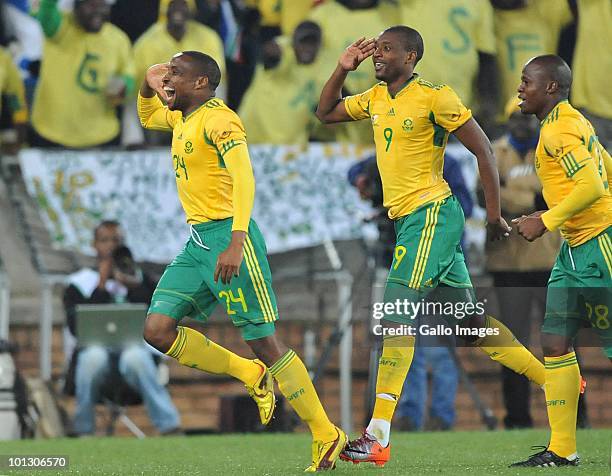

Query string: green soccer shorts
148 218 278 341
542 227 612 357
383 195 475 325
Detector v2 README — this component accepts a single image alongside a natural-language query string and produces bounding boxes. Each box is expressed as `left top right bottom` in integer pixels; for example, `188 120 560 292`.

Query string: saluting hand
145 63 170 102
339 37 376 72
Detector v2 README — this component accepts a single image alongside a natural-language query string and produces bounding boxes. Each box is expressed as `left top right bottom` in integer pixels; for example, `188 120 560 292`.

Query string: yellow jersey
31 14 133 147
239 37 323 145
138 94 252 227
0 48 28 124
309 2 391 95
571 0 612 119
398 0 496 108
344 75 472 219
244 0 314 34
537 101 612 246
493 0 572 114
134 21 226 90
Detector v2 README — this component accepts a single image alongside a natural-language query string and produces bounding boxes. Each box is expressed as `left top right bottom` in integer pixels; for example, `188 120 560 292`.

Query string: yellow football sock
477 316 545 386
269 349 336 442
372 335 415 422
545 352 580 457
166 326 261 386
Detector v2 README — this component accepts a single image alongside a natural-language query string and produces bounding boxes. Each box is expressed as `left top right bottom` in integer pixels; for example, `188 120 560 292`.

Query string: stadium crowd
0 0 609 150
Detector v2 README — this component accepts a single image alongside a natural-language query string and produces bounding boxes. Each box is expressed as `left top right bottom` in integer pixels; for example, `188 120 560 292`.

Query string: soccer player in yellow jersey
316 26 546 467
511 55 611 468
138 51 346 472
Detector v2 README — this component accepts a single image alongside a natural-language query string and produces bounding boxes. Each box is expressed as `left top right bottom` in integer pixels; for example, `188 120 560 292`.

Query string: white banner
19 145 375 263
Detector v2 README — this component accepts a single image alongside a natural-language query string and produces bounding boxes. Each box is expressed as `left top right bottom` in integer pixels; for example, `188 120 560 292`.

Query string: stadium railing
0 154 80 381
0 257 9 341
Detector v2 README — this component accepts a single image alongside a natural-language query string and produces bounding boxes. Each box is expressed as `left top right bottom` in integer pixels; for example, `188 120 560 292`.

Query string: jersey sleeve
431 85 473 132
541 119 592 178
3 55 28 124
343 85 376 121
116 31 135 96
474 0 496 55
206 108 253 231
205 108 248 158
137 93 180 131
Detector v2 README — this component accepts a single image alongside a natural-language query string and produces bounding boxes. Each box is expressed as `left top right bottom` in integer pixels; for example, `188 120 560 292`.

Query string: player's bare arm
453 118 511 241
140 63 169 101
214 231 245 285
316 37 375 124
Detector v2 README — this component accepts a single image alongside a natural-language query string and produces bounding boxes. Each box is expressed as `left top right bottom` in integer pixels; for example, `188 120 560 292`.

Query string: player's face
373 32 410 82
162 55 198 111
94 225 123 259
75 0 110 33
517 62 549 115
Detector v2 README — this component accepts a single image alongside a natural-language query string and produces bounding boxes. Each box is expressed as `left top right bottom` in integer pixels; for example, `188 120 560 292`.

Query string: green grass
0 429 610 475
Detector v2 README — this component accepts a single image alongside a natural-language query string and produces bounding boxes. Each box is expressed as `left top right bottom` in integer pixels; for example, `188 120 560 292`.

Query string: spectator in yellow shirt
30 0 134 148
244 0 316 39
0 47 28 151
239 21 324 145
571 0 611 149
398 0 499 135
491 0 572 122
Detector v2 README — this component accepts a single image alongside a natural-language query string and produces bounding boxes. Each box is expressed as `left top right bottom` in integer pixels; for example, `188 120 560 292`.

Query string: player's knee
541 333 572 357
143 313 177 353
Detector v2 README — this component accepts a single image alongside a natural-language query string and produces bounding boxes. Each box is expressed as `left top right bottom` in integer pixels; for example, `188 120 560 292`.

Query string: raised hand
339 37 376 72
145 63 170 101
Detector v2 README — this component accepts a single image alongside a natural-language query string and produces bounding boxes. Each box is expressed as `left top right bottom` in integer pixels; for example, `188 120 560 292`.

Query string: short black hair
383 26 424 64
94 220 120 240
181 50 221 91
528 54 572 98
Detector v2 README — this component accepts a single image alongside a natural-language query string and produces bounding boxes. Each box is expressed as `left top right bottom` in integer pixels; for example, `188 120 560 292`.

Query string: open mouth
163 86 176 104
374 62 385 72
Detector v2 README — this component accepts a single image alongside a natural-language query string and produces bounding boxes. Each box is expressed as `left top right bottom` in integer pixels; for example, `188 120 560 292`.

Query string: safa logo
184 141 193 154
402 118 414 132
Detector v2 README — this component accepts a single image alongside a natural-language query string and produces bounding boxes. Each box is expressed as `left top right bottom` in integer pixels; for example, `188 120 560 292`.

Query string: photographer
63 220 180 436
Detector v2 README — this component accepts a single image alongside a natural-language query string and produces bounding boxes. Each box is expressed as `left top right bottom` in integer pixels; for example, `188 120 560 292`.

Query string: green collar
388 74 418 99
182 97 218 122
540 99 568 125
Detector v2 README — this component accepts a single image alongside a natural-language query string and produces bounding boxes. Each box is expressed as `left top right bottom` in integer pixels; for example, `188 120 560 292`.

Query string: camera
111 245 137 277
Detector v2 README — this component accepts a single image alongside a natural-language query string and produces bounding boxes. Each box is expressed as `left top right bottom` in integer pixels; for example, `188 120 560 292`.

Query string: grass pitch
0 429 610 475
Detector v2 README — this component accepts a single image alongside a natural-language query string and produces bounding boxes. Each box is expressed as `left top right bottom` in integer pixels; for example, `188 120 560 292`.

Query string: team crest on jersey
184 141 193 154
402 118 414 132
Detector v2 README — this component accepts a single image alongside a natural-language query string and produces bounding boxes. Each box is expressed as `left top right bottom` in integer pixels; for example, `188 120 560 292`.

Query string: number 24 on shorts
219 288 248 315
